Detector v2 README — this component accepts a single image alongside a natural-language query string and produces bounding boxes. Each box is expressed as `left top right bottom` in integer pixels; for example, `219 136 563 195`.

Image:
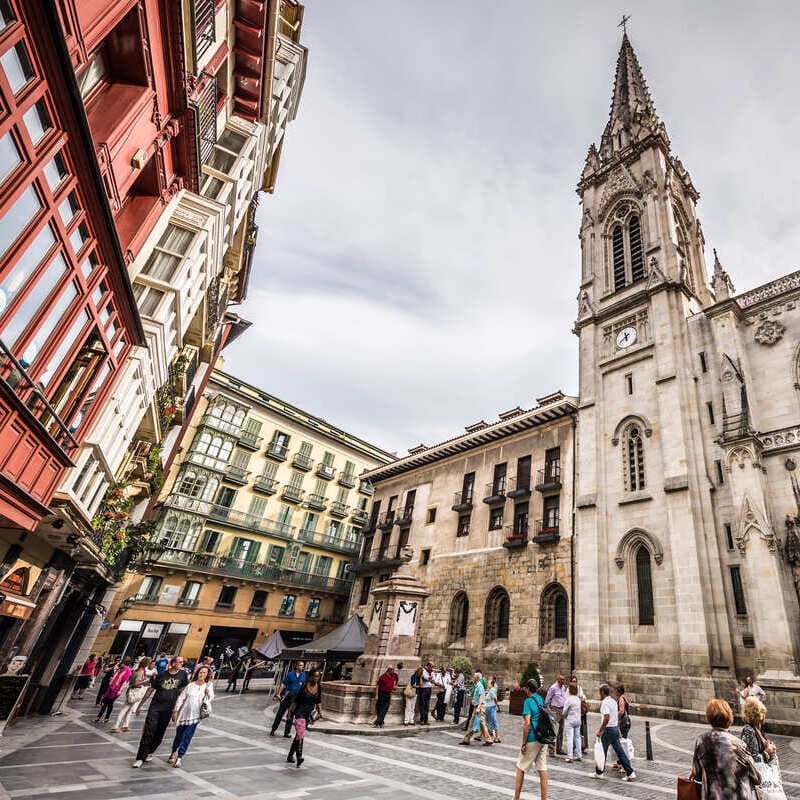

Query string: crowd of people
74 651 787 796
72 652 216 769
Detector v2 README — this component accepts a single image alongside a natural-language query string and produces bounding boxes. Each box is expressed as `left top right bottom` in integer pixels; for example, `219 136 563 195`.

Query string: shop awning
0 592 36 620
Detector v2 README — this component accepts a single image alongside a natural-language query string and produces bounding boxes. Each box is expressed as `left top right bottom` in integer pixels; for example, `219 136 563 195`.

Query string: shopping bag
620 736 635 761
677 776 701 800
755 756 787 800
594 738 606 773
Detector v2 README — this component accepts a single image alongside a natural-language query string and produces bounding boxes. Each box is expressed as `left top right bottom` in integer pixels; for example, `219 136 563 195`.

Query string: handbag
200 686 213 720
125 685 146 706
755 756 787 800
404 683 416 699
677 776 701 800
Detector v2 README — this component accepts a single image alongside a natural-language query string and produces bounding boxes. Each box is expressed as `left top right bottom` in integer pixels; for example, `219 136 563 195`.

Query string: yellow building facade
94 369 392 661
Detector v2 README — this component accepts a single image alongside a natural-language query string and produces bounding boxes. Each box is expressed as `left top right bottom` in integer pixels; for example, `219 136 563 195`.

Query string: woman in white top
168 665 214 768
562 684 583 762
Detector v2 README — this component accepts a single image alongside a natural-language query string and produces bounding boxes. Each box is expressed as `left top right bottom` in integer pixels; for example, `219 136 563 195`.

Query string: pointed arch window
448 592 469 641
610 208 646 291
623 423 646 491
484 586 510 644
635 545 655 625
539 583 569 646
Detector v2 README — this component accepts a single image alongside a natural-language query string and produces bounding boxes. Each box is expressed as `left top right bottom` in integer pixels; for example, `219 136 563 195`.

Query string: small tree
450 655 473 679
520 662 542 688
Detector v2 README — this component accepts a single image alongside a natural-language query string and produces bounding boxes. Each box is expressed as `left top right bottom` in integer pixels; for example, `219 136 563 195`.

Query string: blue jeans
485 705 498 734
598 726 632 775
566 721 581 759
171 722 198 757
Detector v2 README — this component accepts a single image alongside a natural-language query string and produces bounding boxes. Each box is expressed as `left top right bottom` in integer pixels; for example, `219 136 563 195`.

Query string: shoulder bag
677 776 701 800
404 682 416 699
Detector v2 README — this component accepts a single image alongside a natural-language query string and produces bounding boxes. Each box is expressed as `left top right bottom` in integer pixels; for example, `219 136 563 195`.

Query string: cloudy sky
223 0 800 454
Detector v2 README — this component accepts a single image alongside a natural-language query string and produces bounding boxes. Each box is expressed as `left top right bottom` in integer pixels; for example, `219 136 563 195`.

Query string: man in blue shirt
154 653 169 673
459 671 492 745
513 680 548 800
270 660 306 737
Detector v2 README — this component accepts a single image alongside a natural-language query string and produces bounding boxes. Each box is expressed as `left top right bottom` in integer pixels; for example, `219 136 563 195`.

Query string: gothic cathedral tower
573 34 739 710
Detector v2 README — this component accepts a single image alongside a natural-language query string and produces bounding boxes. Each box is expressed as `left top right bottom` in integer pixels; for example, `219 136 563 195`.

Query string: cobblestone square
1 692 799 800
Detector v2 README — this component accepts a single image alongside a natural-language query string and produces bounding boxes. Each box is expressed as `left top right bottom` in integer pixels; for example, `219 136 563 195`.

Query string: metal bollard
645 720 653 761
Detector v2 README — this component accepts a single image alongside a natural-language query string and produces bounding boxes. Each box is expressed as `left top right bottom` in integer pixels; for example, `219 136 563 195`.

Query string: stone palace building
350 34 800 725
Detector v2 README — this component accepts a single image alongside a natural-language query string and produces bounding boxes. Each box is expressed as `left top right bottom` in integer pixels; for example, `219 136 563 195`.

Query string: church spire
711 248 736 300
598 33 668 160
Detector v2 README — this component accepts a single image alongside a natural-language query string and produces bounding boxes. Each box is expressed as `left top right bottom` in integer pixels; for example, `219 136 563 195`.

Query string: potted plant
509 662 542 715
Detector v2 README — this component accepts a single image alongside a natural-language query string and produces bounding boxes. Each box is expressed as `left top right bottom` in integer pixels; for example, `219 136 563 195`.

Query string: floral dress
691 729 760 799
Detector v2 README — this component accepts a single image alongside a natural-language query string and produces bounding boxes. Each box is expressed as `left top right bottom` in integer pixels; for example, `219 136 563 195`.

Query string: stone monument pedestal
322 569 429 725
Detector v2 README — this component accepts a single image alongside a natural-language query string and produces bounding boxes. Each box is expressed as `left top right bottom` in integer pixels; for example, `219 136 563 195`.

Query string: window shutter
244 418 262 435
248 496 267 517
300 441 313 456
261 462 278 479
231 450 251 469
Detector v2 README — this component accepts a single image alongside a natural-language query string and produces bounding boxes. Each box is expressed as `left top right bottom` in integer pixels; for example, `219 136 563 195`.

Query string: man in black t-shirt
132 656 189 767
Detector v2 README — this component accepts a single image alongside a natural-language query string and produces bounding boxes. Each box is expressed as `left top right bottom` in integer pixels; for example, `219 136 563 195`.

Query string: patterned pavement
1 690 799 799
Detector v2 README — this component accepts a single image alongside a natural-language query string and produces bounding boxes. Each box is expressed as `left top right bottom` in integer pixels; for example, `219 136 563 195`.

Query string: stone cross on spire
598 32 667 160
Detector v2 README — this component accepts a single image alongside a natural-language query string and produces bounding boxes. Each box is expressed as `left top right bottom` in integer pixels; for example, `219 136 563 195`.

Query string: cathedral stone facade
352 34 800 725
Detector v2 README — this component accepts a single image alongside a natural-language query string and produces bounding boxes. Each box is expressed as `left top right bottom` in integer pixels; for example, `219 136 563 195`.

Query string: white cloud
223 0 800 453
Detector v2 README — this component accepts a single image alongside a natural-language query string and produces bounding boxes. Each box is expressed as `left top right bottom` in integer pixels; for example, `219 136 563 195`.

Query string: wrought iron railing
191 0 216 67
155 547 352 593
0 338 79 452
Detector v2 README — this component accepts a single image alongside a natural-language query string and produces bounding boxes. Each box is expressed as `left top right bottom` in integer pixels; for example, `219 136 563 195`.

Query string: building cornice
365 394 578 483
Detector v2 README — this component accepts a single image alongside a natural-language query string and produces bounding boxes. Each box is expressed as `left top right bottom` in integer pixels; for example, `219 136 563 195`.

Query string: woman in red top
73 654 99 699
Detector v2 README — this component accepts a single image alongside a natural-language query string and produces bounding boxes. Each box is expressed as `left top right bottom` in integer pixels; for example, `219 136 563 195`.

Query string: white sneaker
132 760 143 769
592 772 602 779
144 755 153 762
622 772 636 782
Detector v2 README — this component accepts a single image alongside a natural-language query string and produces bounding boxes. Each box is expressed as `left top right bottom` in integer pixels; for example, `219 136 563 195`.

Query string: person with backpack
513 680 550 800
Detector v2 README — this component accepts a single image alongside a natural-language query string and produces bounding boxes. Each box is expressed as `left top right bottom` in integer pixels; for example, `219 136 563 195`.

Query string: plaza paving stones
1 691 799 799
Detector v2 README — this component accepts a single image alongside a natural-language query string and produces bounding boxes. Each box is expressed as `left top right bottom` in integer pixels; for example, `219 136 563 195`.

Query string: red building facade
0 0 143 531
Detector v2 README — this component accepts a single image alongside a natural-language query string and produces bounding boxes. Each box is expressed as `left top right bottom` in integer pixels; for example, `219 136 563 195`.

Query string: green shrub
450 655 473 678
520 662 542 688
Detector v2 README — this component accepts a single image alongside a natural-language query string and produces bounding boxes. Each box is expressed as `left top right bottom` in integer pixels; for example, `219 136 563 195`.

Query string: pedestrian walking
611 684 632 772
168 664 214 768
592 683 636 781
95 657 118 706
562 683 582 762
460 671 491 746
373 665 398 727
545 674 567 755
110 657 151 732
404 667 421 725
73 654 98 699
691 698 760 798
270 660 306 737
485 675 501 742
512 679 548 800
95 657 131 723
286 668 322 768
132 656 189 768
740 697 777 761
155 653 169 673
452 668 466 724
418 661 433 724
